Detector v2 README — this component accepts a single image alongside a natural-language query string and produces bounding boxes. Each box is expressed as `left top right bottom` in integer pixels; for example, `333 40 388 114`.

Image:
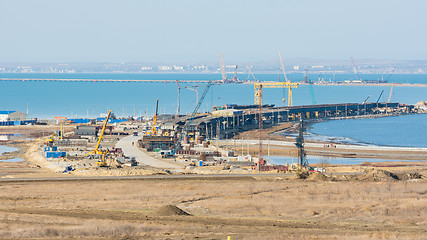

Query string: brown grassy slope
0 178 426 239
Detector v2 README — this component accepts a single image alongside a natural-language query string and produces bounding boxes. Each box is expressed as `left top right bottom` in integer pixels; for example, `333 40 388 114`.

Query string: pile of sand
357 168 399 182
307 172 330 181
155 205 191 216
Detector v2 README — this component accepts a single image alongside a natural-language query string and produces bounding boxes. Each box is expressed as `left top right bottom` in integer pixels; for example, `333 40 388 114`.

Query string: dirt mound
155 205 191 216
307 172 329 181
357 168 399 182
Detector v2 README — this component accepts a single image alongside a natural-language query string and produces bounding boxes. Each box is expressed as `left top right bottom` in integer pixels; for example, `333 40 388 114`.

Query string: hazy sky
0 0 425 62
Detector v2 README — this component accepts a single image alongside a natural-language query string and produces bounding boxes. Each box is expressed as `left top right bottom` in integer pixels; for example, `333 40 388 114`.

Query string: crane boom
278 50 289 82
278 50 295 106
219 54 227 81
246 65 257 81
152 99 159 135
351 57 360 81
94 110 112 153
176 80 180 118
232 65 238 80
174 82 213 153
388 84 394 103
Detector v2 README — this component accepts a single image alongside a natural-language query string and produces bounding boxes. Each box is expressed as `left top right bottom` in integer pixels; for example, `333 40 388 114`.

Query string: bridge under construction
159 102 413 142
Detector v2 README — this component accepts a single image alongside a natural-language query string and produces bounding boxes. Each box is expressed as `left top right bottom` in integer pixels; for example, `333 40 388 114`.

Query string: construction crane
167 82 213 156
175 80 181 118
351 57 360 81
184 85 199 106
387 67 397 103
218 54 227 81
53 116 71 140
152 99 159 135
232 65 238 81
278 50 296 106
92 110 112 155
362 96 370 104
388 84 395 103
304 69 317 105
308 79 316 105
254 82 299 105
376 90 384 103
246 65 257 82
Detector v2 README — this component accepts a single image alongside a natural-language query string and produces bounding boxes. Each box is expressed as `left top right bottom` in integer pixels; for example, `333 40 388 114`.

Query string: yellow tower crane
254 82 299 105
278 50 296 106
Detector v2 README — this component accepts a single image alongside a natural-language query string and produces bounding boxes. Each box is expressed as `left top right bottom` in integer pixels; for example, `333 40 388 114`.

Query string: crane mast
175 80 181 118
351 57 360 81
218 54 227 81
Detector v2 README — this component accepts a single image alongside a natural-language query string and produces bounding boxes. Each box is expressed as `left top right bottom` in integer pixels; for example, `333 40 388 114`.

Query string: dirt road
115 135 181 169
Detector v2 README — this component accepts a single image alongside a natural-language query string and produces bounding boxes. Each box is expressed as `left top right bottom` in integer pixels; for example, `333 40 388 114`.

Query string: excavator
86 110 112 167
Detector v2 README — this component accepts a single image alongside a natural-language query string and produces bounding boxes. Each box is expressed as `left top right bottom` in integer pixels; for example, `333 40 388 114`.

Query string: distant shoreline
0 77 426 87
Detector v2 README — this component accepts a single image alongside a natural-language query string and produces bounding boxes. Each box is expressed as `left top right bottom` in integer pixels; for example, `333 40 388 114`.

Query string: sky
0 0 426 63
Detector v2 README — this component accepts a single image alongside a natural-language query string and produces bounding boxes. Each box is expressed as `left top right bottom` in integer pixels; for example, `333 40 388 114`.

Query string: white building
0 111 27 122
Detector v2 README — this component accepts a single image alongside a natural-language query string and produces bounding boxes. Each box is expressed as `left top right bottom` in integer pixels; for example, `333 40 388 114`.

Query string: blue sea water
309 114 427 148
0 73 426 148
0 73 426 119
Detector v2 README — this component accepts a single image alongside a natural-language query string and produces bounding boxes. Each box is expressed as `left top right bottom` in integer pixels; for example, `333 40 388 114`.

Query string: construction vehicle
144 99 159 136
85 110 112 167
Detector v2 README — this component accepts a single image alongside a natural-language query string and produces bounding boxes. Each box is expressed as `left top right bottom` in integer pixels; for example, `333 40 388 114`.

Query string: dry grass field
0 176 426 239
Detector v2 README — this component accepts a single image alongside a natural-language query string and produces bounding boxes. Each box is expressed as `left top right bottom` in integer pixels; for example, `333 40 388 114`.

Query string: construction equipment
362 96 370 104
144 99 159 136
84 110 112 167
295 118 308 168
92 110 111 155
254 82 299 105
184 85 199 106
163 81 213 157
376 90 384 103
176 80 181 117
232 65 238 81
278 50 296 106
351 57 360 81
246 65 257 81
54 116 71 140
218 54 227 81
387 67 397 103
388 84 395 103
